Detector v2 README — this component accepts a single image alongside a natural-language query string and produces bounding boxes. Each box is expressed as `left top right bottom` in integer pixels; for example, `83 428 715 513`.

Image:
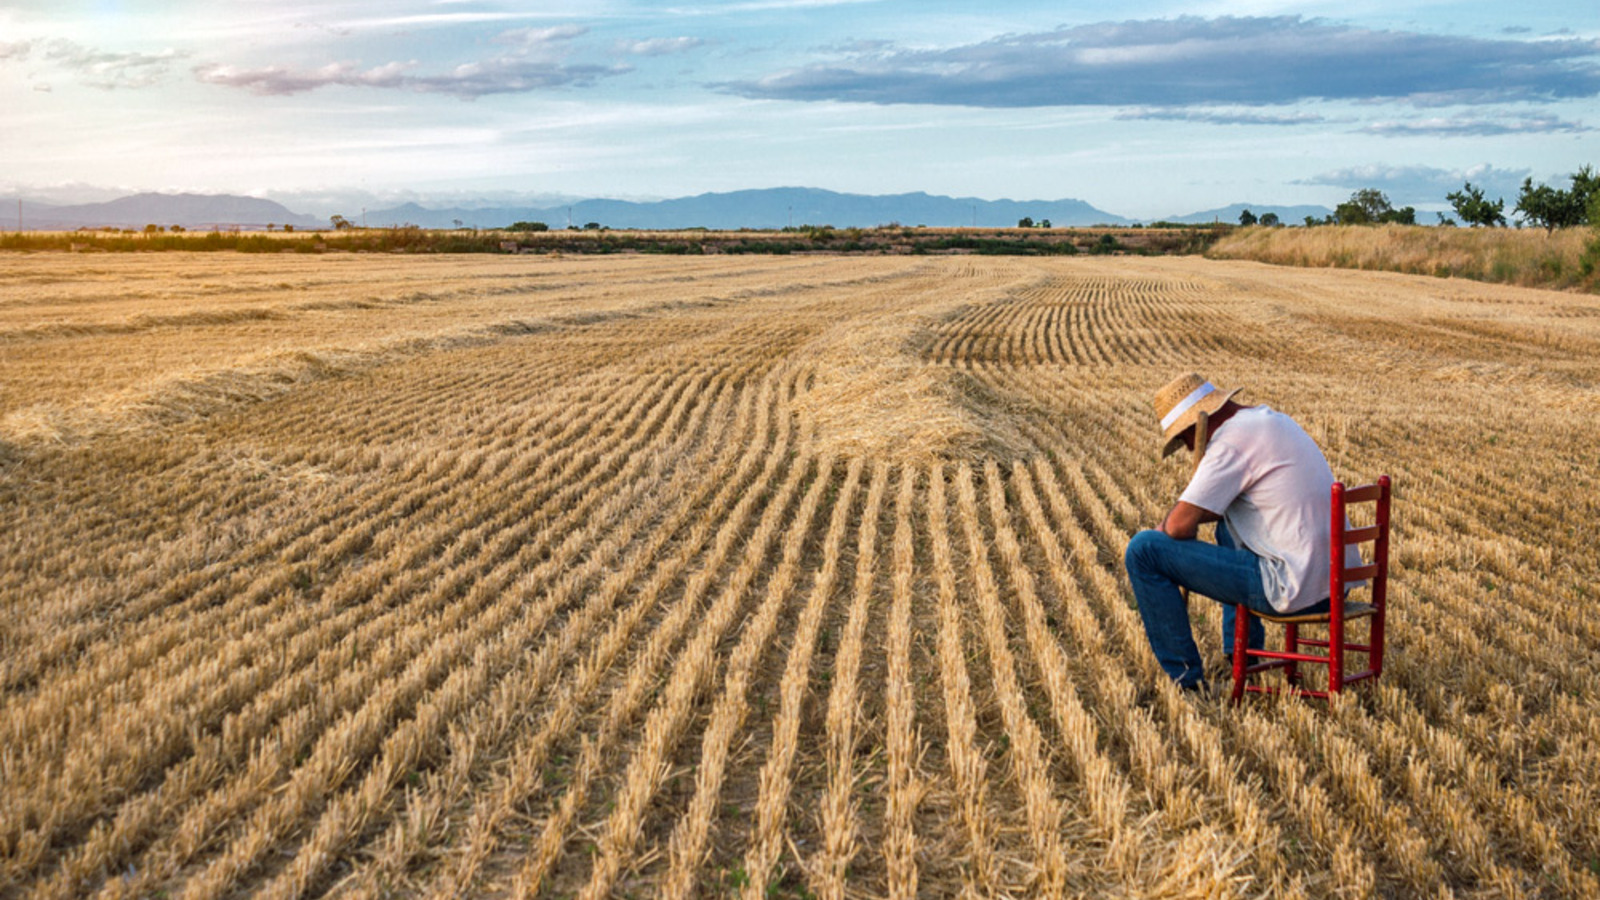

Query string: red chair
1230 476 1392 702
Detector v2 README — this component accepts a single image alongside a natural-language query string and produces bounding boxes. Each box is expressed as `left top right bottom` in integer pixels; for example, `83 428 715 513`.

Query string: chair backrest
1330 475 1392 677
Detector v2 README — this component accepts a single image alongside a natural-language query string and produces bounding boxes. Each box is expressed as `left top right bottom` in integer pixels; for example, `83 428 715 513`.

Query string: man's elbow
1156 506 1191 539
1160 520 1199 541
1161 501 1215 540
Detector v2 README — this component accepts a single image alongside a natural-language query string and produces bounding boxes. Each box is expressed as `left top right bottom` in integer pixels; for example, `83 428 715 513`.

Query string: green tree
1448 182 1506 227
1351 189 1391 223
1335 189 1417 225
1259 211 1280 227
330 214 353 230
1333 201 1368 225
1584 191 1600 276
1238 208 1258 226
508 221 549 232
1514 166 1597 231
1514 178 1567 230
1575 165 1600 222
1334 196 1369 224
1017 216 1035 228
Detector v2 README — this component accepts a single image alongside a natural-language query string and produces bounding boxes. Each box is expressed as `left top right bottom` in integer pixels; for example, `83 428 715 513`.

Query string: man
1123 372 1361 692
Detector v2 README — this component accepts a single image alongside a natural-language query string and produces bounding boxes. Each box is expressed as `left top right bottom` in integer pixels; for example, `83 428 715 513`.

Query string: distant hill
363 187 1133 230
0 198 64 231
4 193 322 230
1161 203 1334 225
7 188 1333 233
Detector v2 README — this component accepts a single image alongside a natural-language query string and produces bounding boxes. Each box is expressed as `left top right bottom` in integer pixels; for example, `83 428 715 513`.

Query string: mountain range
4 193 324 231
1158 203 1339 225
0 188 1333 231
358 188 1135 230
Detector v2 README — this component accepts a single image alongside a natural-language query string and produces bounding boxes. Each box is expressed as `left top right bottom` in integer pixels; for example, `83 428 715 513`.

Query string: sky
1 0 1596 220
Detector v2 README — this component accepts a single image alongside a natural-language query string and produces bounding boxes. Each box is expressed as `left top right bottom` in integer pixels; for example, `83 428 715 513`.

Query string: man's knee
1124 529 1168 575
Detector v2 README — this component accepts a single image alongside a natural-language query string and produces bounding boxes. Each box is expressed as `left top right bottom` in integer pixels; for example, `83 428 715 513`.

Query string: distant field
2 253 1598 898
1211 224 1600 293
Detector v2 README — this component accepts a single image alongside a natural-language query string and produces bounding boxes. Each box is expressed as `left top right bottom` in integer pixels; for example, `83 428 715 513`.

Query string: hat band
1160 382 1215 430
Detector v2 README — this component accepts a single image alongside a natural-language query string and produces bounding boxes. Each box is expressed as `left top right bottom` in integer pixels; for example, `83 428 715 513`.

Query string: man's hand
1159 501 1220 540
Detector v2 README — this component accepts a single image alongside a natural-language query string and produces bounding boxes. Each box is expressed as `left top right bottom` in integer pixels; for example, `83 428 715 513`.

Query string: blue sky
1 0 1595 219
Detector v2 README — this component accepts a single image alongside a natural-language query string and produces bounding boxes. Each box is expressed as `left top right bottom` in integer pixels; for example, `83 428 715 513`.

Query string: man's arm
1159 501 1220 540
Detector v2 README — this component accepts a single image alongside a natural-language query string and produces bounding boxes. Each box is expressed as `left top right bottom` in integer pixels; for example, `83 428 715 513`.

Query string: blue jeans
1123 522 1329 689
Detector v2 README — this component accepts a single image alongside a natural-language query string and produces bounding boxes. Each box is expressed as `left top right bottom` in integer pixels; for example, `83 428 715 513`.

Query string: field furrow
4 253 1595 897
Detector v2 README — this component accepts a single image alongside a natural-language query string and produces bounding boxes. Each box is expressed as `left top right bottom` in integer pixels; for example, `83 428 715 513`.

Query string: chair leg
1230 606 1250 703
1284 623 1300 687
1329 611 1345 694
1370 608 1386 681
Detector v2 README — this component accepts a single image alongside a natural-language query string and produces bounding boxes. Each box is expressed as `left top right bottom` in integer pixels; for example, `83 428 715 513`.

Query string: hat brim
1161 386 1243 458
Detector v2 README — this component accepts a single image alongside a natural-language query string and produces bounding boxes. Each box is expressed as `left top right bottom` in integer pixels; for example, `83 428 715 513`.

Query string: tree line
1235 164 1597 231
1440 167 1598 230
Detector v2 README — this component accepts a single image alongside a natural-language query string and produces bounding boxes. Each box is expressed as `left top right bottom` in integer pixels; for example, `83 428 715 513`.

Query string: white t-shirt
1180 406 1363 613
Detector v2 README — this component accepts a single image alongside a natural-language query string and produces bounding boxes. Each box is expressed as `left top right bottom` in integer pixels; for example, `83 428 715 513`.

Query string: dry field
2 252 1599 899
1210 224 1600 293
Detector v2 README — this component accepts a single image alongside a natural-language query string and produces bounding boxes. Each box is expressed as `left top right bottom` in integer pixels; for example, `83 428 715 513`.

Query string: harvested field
2 252 1599 898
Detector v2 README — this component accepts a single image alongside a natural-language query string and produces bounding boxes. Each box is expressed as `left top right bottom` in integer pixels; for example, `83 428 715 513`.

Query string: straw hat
1153 372 1243 457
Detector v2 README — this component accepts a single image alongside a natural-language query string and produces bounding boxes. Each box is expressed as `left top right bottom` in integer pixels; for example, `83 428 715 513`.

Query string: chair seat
1253 601 1377 625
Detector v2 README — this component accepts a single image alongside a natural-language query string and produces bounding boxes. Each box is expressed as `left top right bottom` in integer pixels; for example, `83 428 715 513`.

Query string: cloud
292 21 354 38
44 40 185 89
815 39 895 55
409 57 629 97
336 12 578 29
1297 163 1532 203
194 61 411 95
616 37 706 57
192 20 628 99
1118 107 1327 126
0 181 132 205
666 0 880 11
194 57 629 99
0 41 32 61
1358 116 1590 137
492 25 589 47
723 16 1600 108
